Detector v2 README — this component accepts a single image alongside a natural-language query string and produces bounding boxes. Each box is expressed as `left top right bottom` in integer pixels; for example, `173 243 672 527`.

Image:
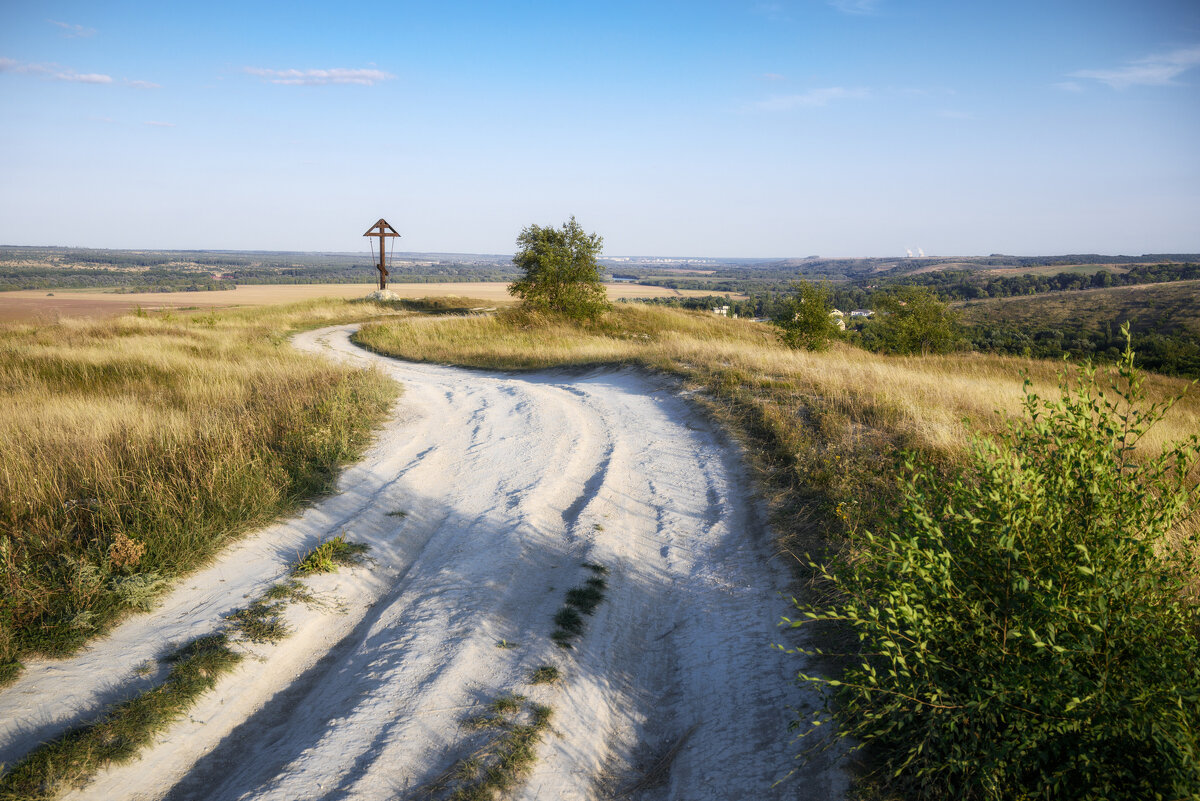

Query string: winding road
1 324 843 800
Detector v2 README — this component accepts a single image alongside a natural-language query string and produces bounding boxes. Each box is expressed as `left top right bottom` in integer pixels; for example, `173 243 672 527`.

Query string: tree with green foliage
864 285 960 355
772 281 841 350
786 331 1200 799
508 217 611 321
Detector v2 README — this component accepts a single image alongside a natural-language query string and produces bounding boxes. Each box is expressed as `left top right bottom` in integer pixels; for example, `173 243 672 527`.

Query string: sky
1 1 1199 258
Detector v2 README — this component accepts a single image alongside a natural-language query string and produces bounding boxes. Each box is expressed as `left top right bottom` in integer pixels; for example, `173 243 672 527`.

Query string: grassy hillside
958 279 1200 376
959 278 1200 335
0 300 403 682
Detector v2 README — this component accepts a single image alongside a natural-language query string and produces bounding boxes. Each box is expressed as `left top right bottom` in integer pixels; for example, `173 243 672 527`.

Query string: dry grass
0 298 401 681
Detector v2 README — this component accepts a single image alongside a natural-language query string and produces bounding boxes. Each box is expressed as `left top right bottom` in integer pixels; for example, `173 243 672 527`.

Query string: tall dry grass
0 299 401 681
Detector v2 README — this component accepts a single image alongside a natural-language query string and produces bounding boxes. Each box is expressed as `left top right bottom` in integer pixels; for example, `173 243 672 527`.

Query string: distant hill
956 280 1200 377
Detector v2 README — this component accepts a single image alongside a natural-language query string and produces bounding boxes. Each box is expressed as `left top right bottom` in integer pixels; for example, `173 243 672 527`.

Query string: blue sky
2 1 1198 257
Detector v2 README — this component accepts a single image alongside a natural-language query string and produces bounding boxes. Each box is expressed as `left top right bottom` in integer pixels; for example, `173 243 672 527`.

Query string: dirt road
1 324 842 800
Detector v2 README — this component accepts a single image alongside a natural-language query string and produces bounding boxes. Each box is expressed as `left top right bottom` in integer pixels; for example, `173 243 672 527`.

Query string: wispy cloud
760 72 786 81
244 66 395 86
750 86 869 111
48 20 96 38
828 0 880 15
1069 45 1200 89
936 109 975 120
144 121 176 127
0 57 160 87
0 58 112 83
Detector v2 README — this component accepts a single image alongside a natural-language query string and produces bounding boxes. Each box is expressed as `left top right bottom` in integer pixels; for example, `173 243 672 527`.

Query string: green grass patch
225 599 288 644
0 633 241 800
564 585 604 615
291 534 370 577
550 565 610 648
528 665 561 685
435 700 554 801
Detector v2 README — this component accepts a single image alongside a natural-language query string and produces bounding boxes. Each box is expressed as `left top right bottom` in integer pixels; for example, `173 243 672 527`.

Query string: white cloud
936 109 974 120
750 86 869 111
126 79 161 89
144 121 176 127
1069 45 1200 89
244 66 395 86
761 72 786 81
65 73 113 84
48 20 96 38
828 0 880 15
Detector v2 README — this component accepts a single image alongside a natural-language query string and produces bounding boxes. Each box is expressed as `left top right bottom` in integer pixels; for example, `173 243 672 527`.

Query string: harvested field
0 283 743 323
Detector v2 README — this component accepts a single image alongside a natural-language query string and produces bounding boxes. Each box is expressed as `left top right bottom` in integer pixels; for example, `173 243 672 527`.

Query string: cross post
363 219 401 290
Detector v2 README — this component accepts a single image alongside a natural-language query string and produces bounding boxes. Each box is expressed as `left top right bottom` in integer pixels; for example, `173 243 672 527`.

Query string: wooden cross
363 218 401 290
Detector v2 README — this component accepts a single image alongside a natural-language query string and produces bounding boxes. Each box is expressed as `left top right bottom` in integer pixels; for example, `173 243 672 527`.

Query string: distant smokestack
918 248 925 258
906 248 914 258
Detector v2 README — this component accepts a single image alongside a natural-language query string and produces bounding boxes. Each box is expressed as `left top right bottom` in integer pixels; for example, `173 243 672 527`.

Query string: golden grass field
0 282 743 323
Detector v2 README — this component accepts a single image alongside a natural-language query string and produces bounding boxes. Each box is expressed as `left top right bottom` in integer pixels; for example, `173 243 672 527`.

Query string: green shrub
787 330 1200 799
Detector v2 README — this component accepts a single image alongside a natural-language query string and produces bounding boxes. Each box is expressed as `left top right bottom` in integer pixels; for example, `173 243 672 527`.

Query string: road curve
6 323 843 801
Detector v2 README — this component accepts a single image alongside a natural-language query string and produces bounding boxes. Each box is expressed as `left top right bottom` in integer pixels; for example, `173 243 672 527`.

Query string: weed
434 699 554 801
528 665 561 685
386 509 408 518
553 606 584 636
564 585 604 615
291 534 369 577
261 579 315 605
582 561 609 576
490 694 525 715
495 639 519 650
226 599 288 644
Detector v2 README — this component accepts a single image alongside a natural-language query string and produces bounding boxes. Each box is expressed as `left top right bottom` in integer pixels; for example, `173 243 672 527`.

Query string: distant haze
1 2 1198 257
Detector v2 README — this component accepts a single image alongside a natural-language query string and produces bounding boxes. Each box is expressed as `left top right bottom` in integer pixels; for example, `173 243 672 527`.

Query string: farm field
0 282 742 323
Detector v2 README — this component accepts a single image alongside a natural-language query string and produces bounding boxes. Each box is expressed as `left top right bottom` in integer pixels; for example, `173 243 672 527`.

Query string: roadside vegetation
355 302 1200 799
2 533 372 800
0 299 400 682
0 632 241 801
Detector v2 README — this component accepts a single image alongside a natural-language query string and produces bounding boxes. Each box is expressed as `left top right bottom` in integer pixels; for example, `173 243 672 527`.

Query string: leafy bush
788 331 1200 799
861 285 960 355
772 280 841 351
508 216 611 321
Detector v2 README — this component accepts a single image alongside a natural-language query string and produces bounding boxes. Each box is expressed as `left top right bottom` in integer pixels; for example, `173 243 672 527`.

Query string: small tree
508 217 610 321
772 281 840 350
786 331 1200 799
865 285 959 355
